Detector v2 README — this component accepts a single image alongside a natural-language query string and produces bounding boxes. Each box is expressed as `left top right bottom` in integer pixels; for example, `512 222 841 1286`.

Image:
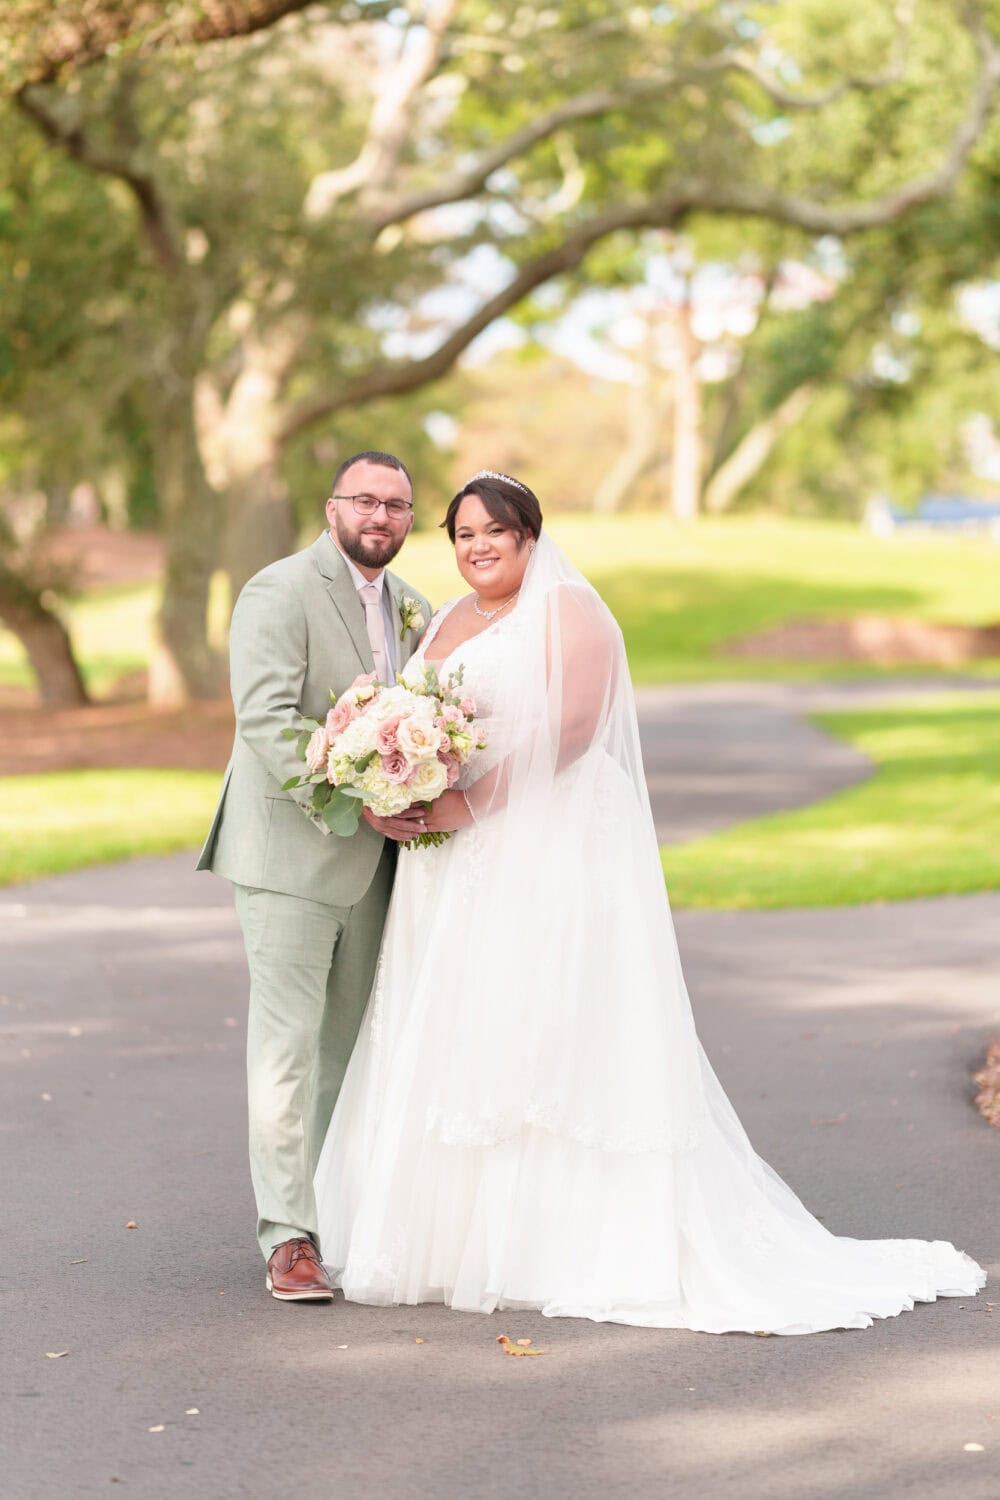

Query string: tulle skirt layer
315 816 984 1335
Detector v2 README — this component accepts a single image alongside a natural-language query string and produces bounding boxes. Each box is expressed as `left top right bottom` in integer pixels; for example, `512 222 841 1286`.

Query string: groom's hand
363 805 429 841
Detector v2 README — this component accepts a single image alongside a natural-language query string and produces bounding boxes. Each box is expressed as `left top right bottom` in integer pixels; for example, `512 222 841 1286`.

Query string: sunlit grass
1 516 998 694
0 769 221 885
662 695 1000 908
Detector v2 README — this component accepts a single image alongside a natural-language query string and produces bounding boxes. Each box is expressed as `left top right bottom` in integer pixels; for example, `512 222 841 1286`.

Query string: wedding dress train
314 537 984 1333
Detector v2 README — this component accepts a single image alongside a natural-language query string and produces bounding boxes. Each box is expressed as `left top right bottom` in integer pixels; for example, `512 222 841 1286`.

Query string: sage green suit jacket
198 531 431 906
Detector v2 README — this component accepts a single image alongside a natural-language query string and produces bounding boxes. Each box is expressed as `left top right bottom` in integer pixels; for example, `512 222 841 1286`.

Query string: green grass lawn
0 769 221 885
2 515 998 692
662 695 1000 909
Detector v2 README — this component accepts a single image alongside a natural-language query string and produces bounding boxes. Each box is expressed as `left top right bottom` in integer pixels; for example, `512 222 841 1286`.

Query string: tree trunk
593 319 669 514
670 296 703 521
196 336 301 608
147 382 223 706
0 585 89 707
224 463 297 607
704 382 818 514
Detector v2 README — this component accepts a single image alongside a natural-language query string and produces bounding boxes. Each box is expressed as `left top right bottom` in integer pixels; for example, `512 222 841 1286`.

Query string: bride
313 470 984 1333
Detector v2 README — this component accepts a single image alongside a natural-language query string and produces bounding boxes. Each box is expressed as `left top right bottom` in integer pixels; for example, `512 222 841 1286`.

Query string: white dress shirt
328 533 397 678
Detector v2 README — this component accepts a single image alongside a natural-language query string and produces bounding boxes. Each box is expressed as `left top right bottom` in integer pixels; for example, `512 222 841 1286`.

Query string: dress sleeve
464 584 620 821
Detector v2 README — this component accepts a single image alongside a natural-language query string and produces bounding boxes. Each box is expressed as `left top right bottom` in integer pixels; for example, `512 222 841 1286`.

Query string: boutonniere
399 595 425 641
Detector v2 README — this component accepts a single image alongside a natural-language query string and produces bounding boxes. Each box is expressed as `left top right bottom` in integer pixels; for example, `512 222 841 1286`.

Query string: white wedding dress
314 535 984 1333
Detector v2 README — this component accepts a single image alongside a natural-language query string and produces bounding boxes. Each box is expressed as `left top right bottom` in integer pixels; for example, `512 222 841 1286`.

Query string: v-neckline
420 597 516 669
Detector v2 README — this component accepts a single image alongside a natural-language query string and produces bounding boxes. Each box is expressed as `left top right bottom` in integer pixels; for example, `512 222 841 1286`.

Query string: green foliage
662 695 1000 908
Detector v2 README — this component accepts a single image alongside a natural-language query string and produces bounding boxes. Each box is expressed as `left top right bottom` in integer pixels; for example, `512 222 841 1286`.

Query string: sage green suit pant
233 846 393 1260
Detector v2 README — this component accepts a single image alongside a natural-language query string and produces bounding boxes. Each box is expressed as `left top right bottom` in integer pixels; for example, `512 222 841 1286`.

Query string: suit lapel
311 532 373 675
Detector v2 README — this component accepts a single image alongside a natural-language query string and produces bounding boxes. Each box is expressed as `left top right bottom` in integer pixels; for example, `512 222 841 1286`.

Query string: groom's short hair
332 451 413 494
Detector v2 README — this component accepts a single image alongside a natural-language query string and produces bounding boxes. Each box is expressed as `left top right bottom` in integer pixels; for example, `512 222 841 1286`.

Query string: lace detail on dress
424 1101 702 1155
740 1206 778 1256
368 947 389 1054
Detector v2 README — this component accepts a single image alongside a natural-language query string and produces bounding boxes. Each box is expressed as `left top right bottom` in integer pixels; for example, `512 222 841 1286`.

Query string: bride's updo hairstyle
441 470 543 544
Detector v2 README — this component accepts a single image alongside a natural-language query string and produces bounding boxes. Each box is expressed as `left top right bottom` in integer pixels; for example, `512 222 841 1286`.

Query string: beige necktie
360 582 388 683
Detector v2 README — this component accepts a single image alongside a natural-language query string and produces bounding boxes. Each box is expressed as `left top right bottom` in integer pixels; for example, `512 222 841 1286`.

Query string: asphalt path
4 686 998 1500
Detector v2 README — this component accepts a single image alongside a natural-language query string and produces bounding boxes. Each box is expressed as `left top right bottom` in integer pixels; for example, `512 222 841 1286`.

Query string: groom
198 451 431 1302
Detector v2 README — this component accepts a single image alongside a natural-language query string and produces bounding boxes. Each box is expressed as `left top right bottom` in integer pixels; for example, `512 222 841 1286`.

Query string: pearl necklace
472 587 520 620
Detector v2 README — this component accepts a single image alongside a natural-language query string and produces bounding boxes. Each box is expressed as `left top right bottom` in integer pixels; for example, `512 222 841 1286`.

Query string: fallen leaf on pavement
125 1221 137 1229
185 1409 199 1416
414 1338 425 1344
45 1351 69 1359
148 1426 165 1434
496 1335 545 1357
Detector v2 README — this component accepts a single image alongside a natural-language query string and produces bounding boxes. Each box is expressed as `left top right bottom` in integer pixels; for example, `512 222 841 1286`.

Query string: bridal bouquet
281 665 484 848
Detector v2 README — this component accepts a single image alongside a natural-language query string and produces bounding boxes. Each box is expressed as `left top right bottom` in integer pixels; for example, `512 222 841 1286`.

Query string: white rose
370 685 409 721
407 756 448 803
397 715 445 766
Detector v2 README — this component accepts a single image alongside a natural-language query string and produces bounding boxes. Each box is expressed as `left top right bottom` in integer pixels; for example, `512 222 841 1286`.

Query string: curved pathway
3 680 997 1500
638 674 999 843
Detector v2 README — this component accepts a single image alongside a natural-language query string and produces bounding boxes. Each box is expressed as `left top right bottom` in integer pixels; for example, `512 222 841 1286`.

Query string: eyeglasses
333 493 413 519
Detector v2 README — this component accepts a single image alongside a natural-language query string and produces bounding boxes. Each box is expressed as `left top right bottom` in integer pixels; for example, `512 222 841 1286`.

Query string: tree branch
305 0 460 220
364 6 934 231
9 1 343 86
369 79 661 230
278 17 1000 447
278 198 694 441
17 81 184 273
725 0 915 111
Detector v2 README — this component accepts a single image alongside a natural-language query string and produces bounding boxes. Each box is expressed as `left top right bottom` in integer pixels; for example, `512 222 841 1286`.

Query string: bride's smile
453 494 532 605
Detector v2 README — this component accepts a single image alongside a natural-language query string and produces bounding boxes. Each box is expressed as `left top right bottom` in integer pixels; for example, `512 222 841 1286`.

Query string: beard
336 524 405 570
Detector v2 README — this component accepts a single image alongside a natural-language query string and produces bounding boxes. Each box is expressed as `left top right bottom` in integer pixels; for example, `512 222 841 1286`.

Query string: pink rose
376 713 403 755
381 748 412 784
438 748 461 786
326 698 358 739
305 725 329 772
460 696 476 718
434 705 462 730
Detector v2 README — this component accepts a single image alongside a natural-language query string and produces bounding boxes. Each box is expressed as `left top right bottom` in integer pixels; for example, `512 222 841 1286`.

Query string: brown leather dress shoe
265 1237 334 1302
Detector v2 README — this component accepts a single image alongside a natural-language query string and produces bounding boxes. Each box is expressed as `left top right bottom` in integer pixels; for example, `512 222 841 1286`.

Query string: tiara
466 469 531 495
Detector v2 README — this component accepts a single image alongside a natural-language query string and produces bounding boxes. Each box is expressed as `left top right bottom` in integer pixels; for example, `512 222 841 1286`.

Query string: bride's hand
420 789 474 834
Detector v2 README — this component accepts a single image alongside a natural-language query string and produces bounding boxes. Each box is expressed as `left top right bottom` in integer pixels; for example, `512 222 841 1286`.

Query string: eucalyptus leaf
323 793 362 836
